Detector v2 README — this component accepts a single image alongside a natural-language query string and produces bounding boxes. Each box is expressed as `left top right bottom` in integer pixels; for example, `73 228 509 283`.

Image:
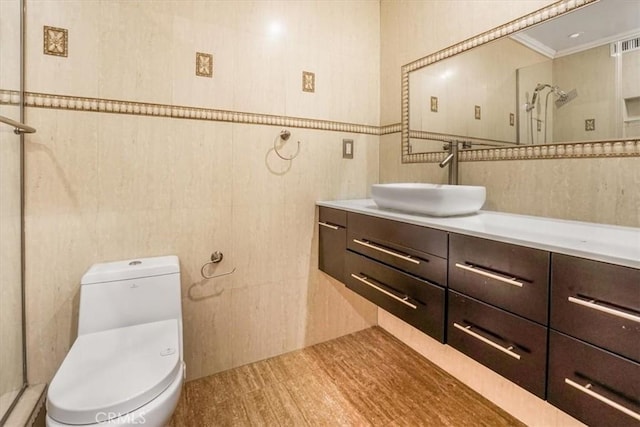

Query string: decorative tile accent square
509 113 515 126
474 105 481 120
585 119 595 131
302 71 315 93
430 96 438 112
44 26 68 57
196 52 213 78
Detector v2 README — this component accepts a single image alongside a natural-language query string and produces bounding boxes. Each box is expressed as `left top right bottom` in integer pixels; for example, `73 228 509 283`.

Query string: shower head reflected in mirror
525 83 578 145
526 83 577 111
555 88 578 108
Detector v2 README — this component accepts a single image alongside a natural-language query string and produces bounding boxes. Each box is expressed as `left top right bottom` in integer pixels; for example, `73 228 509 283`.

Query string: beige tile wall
409 37 548 145
553 44 617 142
24 0 379 384
462 157 640 227
380 0 554 126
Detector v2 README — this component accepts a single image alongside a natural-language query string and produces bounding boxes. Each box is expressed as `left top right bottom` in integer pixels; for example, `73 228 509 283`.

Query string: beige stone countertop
317 199 640 269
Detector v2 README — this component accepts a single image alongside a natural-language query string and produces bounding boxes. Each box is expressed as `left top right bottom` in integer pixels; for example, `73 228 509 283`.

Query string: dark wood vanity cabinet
548 331 640 427
550 254 640 361
449 234 550 324
318 205 639 422
347 213 448 286
318 207 347 282
447 234 550 397
447 291 548 398
345 212 448 342
548 254 640 425
346 251 445 341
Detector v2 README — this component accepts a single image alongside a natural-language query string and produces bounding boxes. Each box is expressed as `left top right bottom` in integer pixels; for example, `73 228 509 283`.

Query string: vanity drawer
548 330 640 427
447 290 547 398
347 213 447 285
551 254 640 362
449 233 550 325
346 251 445 342
318 207 347 282
319 206 347 228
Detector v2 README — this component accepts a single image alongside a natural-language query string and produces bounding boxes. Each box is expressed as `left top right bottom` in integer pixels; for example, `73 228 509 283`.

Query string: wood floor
170 327 524 426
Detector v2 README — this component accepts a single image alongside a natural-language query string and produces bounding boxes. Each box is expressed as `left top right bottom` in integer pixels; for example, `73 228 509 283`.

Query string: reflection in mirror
409 37 548 153
515 0 640 144
404 0 640 158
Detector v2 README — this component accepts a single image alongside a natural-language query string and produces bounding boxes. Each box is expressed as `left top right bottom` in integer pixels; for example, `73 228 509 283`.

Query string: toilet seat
47 319 181 425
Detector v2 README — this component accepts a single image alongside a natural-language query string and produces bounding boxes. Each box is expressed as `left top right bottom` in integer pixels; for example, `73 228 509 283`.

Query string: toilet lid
47 319 181 425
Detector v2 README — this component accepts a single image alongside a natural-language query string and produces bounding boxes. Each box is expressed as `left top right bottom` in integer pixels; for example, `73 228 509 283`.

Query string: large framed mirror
402 0 640 163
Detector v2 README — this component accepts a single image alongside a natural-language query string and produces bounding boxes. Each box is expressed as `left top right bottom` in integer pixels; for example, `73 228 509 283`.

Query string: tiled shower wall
23 0 380 384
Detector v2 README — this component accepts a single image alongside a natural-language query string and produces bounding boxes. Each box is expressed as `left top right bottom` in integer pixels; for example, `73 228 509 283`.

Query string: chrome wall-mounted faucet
439 141 459 185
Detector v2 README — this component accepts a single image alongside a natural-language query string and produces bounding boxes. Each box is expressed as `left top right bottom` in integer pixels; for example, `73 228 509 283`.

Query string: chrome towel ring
274 129 301 161
200 251 236 280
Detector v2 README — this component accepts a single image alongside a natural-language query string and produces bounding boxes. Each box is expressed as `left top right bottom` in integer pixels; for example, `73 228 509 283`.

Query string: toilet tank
77 255 182 336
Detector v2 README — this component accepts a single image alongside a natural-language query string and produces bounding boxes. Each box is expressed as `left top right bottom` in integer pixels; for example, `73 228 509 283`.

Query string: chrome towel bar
0 114 36 134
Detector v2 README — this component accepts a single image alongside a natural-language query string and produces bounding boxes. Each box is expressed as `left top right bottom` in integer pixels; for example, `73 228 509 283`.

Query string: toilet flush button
160 347 176 356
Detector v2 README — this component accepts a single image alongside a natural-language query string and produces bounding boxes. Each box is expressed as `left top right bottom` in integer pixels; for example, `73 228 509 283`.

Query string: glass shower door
0 0 27 422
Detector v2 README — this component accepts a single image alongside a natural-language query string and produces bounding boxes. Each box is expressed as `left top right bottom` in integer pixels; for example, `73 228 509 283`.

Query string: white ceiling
513 0 640 57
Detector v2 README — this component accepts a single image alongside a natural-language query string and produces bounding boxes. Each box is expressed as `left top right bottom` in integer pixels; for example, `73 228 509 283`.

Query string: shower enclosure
0 0 27 423
524 83 578 144
517 35 637 145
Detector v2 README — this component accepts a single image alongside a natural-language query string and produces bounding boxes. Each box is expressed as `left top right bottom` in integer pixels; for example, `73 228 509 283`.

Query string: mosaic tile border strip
9 91 379 135
408 130 514 147
403 140 640 164
3 89 636 161
0 90 21 105
401 0 599 164
380 123 402 135
459 141 640 161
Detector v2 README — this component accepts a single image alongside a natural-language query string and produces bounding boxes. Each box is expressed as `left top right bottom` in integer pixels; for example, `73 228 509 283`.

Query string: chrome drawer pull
318 222 339 230
565 378 640 422
455 263 524 288
453 323 521 360
568 296 640 324
350 274 417 309
353 239 420 265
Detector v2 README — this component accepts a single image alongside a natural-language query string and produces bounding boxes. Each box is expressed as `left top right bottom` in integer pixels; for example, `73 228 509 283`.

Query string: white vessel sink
371 183 486 217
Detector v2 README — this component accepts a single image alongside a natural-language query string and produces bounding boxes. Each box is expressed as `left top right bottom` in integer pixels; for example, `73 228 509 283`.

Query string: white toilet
46 256 185 427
